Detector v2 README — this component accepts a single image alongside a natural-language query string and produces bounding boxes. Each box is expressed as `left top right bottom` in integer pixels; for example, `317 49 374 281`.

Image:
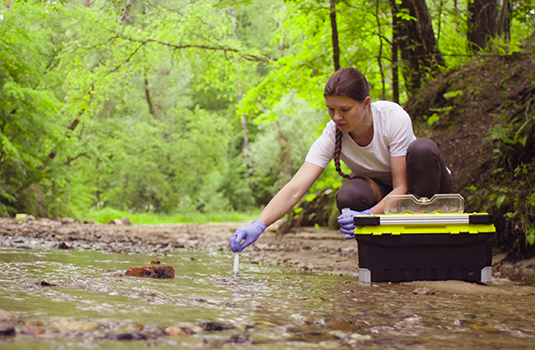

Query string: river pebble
413 287 435 295
124 265 175 278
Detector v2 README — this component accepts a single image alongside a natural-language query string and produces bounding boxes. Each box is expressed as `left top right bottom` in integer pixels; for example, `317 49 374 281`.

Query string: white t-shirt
305 101 416 186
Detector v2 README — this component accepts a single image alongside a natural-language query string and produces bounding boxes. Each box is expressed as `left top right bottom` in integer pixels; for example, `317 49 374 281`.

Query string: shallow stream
1 238 535 349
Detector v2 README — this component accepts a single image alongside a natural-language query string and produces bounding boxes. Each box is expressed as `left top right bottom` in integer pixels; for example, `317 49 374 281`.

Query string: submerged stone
107 332 148 341
199 321 235 332
0 324 16 336
124 265 175 279
38 280 58 287
57 242 72 250
229 333 249 343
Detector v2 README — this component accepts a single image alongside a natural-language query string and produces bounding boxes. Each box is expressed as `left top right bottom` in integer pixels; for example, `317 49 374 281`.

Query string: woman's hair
324 67 370 102
325 68 381 202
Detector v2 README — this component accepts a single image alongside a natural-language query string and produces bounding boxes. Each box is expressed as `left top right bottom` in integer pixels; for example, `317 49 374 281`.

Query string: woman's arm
369 156 408 214
258 162 325 227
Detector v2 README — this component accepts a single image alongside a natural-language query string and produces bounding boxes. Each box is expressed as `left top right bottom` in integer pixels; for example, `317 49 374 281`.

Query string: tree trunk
389 0 444 94
231 7 249 166
497 0 510 42
143 74 156 117
121 0 138 27
375 0 386 99
329 0 341 72
275 121 293 184
391 6 400 103
467 0 498 52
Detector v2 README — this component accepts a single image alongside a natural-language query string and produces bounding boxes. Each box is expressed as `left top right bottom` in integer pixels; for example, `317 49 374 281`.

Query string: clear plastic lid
384 194 464 215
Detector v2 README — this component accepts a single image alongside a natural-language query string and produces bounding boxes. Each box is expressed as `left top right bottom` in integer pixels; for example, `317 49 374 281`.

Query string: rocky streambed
1 218 535 349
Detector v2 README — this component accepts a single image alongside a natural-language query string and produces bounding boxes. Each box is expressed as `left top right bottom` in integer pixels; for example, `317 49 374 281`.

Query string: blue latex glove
337 209 372 239
230 220 266 252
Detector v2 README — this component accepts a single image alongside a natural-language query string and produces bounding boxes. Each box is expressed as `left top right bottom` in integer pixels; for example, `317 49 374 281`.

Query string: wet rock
38 280 58 287
50 318 99 331
0 323 15 336
107 332 148 341
122 217 132 225
21 325 46 335
413 287 435 295
350 333 372 341
140 324 163 337
125 265 175 279
57 242 72 250
61 217 75 225
0 309 17 322
165 326 186 336
84 219 95 225
150 259 161 264
175 323 203 334
199 321 235 332
229 333 248 343
108 219 124 225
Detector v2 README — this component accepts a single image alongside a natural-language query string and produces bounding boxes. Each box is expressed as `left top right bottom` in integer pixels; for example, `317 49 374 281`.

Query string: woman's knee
336 178 378 211
407 138 439 160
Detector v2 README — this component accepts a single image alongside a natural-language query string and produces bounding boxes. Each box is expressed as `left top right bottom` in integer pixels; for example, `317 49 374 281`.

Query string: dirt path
1 218 534 282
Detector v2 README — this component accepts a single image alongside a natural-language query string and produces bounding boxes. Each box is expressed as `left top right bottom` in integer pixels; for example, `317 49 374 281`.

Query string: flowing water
1 238 535 349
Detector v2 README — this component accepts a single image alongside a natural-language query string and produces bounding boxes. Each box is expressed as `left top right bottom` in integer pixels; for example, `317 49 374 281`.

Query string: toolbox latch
354 216 380 226
469 214 494 225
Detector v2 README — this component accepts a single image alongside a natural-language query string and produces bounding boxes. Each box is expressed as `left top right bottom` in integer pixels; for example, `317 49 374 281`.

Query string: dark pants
336 138 452 211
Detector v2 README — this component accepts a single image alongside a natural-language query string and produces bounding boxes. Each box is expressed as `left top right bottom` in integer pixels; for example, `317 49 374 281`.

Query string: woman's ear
363 96 372 108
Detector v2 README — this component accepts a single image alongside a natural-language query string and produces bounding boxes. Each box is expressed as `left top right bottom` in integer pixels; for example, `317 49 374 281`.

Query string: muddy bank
1 217 533 282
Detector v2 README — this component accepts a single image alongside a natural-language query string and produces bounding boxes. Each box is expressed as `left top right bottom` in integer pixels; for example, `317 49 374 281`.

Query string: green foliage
0 2 71 216
2 0 535 236
247 92 324 198
76 207 260 224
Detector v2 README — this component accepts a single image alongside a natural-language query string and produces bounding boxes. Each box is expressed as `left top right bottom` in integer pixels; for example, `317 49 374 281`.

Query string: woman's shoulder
371 100 410 120
371 100 406 112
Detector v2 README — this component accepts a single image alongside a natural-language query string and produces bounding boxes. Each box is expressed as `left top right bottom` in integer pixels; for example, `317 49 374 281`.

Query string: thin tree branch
117 35 274 63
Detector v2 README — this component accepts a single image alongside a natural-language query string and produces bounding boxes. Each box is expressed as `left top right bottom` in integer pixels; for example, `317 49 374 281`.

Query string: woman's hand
229 220 266 252
337 209 372 239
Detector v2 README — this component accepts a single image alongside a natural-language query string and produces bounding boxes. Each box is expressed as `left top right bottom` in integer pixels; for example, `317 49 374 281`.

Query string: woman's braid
334 128 353 180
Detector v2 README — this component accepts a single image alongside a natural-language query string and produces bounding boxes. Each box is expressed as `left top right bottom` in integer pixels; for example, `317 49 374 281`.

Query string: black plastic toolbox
353 213 495 283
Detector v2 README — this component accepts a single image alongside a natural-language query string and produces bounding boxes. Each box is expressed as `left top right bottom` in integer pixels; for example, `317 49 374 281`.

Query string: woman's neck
349 108 373 147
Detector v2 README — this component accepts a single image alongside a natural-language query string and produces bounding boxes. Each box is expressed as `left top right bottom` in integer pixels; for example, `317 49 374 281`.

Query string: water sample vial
233 253 240 276
342 208 351 219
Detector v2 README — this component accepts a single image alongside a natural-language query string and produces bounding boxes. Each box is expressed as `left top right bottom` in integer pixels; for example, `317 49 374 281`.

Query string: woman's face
325 95 371 134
